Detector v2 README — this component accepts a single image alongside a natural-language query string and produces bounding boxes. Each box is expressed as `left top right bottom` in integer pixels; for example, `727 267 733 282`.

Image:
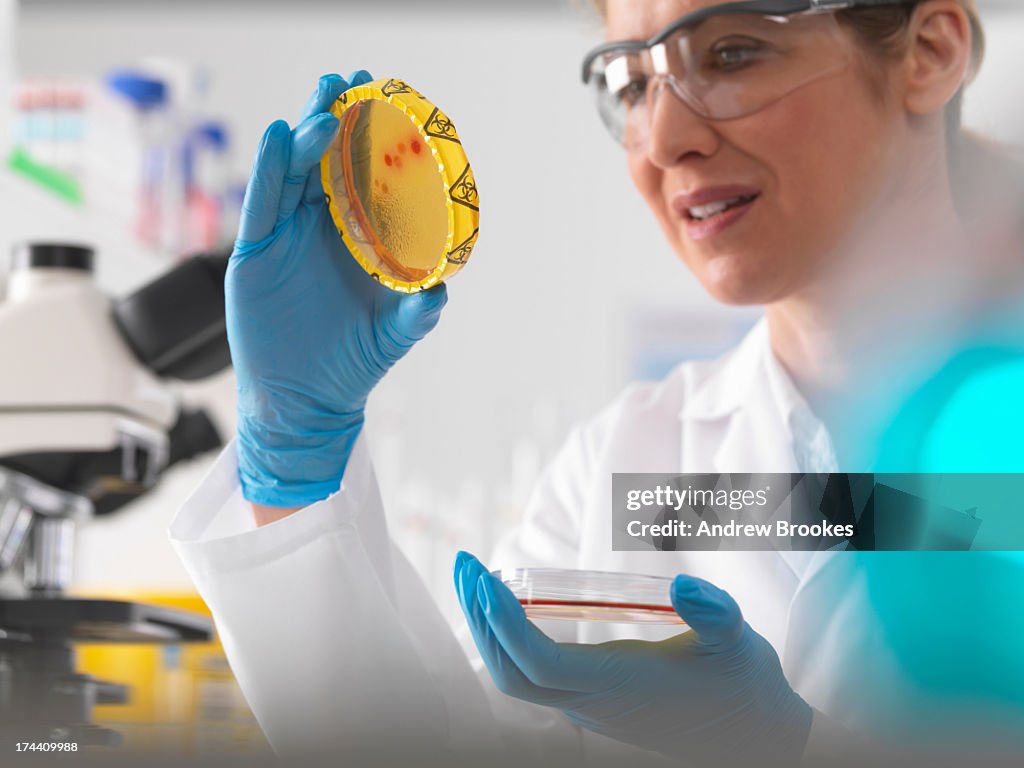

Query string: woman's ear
902 0 973 116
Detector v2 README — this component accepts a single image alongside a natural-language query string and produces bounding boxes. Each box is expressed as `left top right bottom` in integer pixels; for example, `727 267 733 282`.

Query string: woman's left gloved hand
454 552 812 767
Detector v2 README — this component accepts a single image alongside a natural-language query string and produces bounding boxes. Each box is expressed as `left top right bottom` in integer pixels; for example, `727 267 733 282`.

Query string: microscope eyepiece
112 251 231 381
11 243 94 273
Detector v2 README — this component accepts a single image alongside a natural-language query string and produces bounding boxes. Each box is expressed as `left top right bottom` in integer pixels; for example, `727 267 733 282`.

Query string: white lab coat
166 319 884 765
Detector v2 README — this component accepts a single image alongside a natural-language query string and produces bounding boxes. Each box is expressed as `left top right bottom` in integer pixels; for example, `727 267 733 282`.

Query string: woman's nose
644 81 721 169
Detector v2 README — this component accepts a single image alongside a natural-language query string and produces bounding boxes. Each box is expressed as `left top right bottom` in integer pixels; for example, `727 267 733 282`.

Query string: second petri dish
494 568 686 625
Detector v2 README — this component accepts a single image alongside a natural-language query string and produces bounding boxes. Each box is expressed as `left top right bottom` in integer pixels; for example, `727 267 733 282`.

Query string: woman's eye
706 43 766 71
616 79 648 108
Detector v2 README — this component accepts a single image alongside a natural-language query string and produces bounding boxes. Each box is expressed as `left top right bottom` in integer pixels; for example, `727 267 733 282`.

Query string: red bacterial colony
383 137 422 173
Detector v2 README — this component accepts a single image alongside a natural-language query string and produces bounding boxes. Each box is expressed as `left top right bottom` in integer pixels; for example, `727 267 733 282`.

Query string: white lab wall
8 0 1024 599
962 4 1024 144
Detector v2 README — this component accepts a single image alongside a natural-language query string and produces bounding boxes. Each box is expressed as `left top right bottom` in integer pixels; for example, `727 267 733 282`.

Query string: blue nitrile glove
228 72 448 507
454 552 812 767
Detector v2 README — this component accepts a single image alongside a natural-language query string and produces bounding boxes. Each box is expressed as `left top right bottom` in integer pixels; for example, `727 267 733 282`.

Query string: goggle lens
587 11 852 150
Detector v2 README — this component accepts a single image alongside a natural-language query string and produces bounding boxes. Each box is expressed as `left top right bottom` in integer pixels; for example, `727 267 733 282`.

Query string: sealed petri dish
494 568 686 625
321 78 479 293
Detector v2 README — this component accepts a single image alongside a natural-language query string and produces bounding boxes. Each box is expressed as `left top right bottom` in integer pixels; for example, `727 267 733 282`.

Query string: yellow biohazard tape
321 78 479 293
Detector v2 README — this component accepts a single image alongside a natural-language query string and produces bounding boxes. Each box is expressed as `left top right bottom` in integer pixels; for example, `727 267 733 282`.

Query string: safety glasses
581 0 916 150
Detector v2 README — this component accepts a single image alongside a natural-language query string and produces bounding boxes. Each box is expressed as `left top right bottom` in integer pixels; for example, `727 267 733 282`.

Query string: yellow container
74 592 268 755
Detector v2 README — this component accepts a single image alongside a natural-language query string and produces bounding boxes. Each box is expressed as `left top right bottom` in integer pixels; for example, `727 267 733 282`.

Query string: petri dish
493 568 686 625
321 78 479 293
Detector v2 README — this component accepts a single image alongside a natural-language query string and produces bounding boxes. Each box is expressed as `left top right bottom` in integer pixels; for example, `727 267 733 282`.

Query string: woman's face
607 0 905 305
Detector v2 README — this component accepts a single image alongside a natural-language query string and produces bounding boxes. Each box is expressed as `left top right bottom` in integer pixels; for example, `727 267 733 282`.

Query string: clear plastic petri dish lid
493 568 685 625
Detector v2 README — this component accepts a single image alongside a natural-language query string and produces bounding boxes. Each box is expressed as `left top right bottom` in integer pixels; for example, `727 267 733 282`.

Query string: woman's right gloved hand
227 72 448 508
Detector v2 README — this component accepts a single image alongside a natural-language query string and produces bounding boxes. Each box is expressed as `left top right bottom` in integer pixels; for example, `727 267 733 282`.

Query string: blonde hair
833 0 984 139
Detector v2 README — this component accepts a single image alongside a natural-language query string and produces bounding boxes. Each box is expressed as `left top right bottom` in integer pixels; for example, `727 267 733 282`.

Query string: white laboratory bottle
184 121 230 252
105 71 182 257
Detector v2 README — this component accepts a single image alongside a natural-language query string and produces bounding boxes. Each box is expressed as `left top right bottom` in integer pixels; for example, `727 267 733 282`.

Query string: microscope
0 243 231 746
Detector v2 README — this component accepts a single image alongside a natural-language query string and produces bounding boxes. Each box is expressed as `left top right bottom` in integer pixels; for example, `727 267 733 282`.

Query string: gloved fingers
236 120 291 245
453 553 569 706
301 159 330 207
276 113 340 226
297 70 373 208
670 574 745 649
476 569 621 694
348 69 374 87
298 73 349 123
373 285 449 362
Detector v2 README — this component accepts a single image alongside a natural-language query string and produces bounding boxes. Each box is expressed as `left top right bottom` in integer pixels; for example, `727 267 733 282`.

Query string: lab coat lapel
679 319 800 474
672 319 805 649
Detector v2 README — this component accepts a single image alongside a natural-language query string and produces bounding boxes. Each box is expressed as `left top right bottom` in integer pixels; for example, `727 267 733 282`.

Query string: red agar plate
493 568 686 625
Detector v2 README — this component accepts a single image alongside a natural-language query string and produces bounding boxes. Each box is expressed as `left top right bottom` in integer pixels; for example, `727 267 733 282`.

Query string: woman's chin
692 258 790 307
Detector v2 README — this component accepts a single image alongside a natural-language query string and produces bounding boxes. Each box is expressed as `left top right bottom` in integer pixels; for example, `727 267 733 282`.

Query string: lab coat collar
676 316 802 475
677 317 771 422
675 315 836 580
677 315 833 470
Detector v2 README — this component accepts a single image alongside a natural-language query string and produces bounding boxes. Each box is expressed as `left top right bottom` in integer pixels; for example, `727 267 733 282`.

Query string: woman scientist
171 0 1024 765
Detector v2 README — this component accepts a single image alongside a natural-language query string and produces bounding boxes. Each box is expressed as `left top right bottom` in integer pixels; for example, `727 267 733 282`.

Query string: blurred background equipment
0 241 230 746
11 65 241 257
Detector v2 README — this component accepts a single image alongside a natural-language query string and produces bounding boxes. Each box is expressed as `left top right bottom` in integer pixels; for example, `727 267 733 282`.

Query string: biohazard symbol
450 164 478 211
425 108 460 143
382 79 413 97
448 229 478 265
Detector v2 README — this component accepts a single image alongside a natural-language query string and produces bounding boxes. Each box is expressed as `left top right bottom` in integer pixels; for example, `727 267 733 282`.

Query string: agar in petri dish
494 568 687 625
321 78 479 293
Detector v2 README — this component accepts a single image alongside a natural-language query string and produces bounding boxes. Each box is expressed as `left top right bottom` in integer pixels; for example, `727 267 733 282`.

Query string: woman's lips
684 197 759 241
670 186 762 242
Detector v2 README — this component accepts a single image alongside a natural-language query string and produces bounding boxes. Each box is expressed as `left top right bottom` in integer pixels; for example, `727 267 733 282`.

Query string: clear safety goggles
581 0 915 151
